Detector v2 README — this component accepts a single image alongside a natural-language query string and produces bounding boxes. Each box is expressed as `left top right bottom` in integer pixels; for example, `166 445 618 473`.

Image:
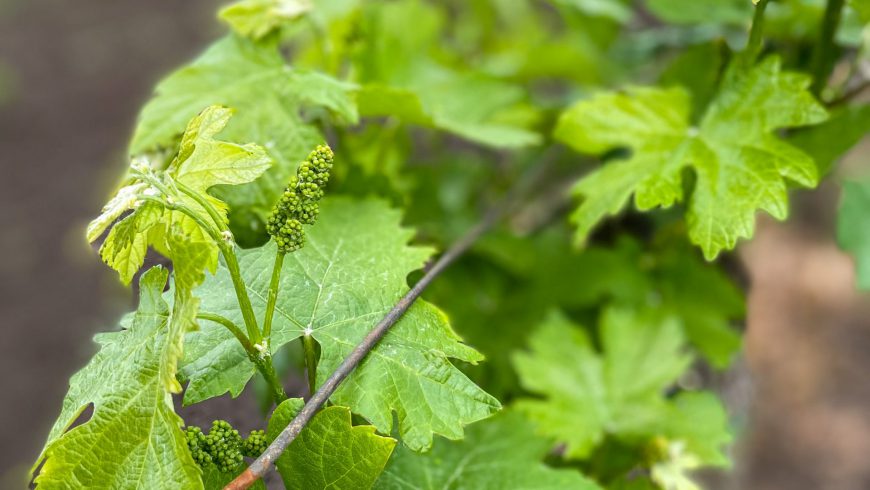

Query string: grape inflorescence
183 420 269 473
266 144 334 253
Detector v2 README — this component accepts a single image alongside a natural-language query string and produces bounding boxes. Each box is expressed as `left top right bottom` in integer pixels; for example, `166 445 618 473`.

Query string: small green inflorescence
242 429 268 458
184 420 269 473
266 144 334 253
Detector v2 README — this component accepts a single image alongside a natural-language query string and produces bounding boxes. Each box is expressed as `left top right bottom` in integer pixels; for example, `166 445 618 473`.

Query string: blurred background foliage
3 0 870 489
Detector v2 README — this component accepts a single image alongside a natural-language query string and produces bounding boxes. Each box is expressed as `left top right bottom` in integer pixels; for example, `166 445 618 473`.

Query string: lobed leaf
267 399 396 489
33 268 201 489
182 197 501 451
556 57 828 259
375 411 603 490
93 105 270 290
129 35 356 229
513 309 731 465
220 0 312 40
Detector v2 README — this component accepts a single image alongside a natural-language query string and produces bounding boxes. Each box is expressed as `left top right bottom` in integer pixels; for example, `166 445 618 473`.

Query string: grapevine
26 1 870 490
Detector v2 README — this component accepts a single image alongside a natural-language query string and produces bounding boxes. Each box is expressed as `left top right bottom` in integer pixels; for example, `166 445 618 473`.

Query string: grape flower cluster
266 144 334 253
184 420 269 473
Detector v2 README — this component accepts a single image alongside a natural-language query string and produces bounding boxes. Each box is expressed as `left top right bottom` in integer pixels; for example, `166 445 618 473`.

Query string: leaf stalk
811 0 846 96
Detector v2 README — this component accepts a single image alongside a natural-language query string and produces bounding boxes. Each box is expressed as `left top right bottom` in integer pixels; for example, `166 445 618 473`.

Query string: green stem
175 180 228 232
220 243 263 345
140 192 262 348
159 181 263 346
197 312 287 403
138 178 284 402
262 253 285 341
197 312 253 354
172 181 265 345
303 334 317 395
137 195 224 243
744 0 771 64
254 357 288 404
811 0 846 96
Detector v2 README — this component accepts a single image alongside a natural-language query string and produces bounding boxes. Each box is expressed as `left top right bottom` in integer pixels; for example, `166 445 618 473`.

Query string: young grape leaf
838 179 870 289
374 410 603 490
651 392 733 467
91 105 270 290
266 399 395 489
33 267 202 489
649 441 703 490
129 35 356 230
181 197 501 451
556 57 828 260
513 309 731 466
220 0 312 40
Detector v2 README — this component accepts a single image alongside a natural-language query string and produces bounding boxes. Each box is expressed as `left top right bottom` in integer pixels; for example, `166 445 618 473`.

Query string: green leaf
652 240 744 368
358 75 540 149
182 197 500 450
552 0 633 22
129 35 356 229
659 41 726 121
353 1 540 148
266 399 395 489
169 104 271 196
92 105 270 290
220 0 312 40
654 392 733 467
851 0 870 23
513 309 730 466
33 267 202 489
375 411 603 490
791 104 870 176
556 57 828 259
838 179 870 289
650 442 702 490
646 0 751 24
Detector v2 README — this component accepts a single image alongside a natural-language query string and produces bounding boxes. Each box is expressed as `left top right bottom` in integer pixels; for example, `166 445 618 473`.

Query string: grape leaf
357 75 540 149
659 41 726 121
91 105 270 290
266 399 395 489
652 392 733 467
646 0 751 24
375 410 603 490
33 267 201 489
650 441 702 490
551 0 632 22
129 35 356 230
791 104 870 176
437 229 742 396
220 0 312 40
838 179 870 289
353 1 540 148
555 57 828 259
513 309 731 465
852 0 870 23
181 197 501 450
